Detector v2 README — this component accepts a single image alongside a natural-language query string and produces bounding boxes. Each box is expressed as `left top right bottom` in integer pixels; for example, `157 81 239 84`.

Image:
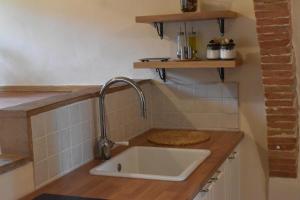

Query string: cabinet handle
200 181 214 192
200 189 209 193
228 151 237 159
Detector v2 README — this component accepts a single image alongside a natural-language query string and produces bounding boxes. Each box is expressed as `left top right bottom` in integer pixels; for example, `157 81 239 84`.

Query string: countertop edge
0 154 30 175
0 79 151 117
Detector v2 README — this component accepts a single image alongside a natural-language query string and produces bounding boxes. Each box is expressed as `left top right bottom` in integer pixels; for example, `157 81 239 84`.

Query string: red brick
265 100 294 107
267 115 297 122
254 0 289 3
269 144 296 150
266 107 297 115
262 70 293 78
257 18 290 26
255 2 289 11
268 137 298 143
258 32 290 41
255 10 290 19
261 64 293 70
269 149 298 159
267 121 296 129
265 92 295 99
261 55 291 64
261 47 292 56
268 130 296 136
257 26 291 34
264 85 295 93
270 171 297 178
263 78 295 85
269 158 297 166
269 164 297 172
259 39 291 50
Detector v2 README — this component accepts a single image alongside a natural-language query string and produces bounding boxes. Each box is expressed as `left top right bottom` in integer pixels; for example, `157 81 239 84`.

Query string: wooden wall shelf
136 10 238 23
134 59 241 69
134 10 240 82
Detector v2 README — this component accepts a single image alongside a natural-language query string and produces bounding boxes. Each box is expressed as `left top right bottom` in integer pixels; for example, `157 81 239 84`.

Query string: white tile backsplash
32 137 47 163
71 144 83 167
59 129 71 152
46 132 60 157
70 124 83 146
31 99 97 188
34 160 48 187
151 81 239 130
222 83 238 98
31 113 46 139
59 149 72 174
44 110 58 133
69 103 81 125
48 155 60 178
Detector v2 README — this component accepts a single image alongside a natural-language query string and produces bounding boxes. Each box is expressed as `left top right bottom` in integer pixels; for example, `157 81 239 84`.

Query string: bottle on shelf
188 27 200 59
176 27 185 59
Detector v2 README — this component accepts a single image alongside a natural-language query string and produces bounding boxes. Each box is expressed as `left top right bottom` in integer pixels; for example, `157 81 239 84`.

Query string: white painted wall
0 163 35 200
0 0 268 199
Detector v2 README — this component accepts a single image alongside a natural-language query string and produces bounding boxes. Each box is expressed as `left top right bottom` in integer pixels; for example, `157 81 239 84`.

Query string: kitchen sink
90 146 211 181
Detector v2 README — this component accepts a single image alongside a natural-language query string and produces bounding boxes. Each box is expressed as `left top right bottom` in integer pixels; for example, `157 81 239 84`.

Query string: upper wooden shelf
134 59 241 69
136 10 238 23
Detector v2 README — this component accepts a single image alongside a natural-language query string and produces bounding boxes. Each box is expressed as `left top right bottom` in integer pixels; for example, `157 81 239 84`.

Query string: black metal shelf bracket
156 68 166 82
217 18 225 36
154 22 164 39
217 18 225 81
217 68 225 82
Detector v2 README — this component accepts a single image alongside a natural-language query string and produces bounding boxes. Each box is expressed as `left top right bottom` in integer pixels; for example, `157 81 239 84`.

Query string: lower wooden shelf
134 59 241 69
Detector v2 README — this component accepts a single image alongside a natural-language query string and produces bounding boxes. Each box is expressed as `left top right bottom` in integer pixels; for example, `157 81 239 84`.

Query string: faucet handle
114 141 129 146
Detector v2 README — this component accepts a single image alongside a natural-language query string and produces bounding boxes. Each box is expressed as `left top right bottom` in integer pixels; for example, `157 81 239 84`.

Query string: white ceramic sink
90 146 211 181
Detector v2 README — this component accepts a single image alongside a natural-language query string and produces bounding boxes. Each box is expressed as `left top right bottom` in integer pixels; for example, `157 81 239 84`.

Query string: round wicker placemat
147 130 211 146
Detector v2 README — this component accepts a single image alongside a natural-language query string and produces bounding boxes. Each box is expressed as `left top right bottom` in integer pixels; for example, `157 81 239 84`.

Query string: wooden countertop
0 86 100 117
0 154 29 174
22 129 244 200
0 80 150 117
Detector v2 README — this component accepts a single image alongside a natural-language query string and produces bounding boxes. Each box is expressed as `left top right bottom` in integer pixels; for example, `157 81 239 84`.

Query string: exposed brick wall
254 0 299 178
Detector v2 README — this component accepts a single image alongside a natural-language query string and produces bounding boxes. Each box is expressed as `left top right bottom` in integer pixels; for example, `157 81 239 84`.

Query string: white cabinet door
224 158 232 200
231 149 240 200
193 147 240 200
213 171 225 200
199 192 209 200
224 147 240 200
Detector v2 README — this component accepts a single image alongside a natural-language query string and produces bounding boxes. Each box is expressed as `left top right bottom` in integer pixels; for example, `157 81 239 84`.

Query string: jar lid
207 40 220 50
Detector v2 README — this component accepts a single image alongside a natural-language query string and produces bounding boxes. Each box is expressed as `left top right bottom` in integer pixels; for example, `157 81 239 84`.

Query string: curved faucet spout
98 77 147 160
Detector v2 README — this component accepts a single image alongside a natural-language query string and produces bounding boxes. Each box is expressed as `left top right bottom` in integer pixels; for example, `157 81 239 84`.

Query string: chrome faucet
97 77 147 160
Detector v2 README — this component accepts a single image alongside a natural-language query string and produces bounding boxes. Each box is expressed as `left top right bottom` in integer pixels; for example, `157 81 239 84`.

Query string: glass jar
180 0 197 12
220 39 236 60
207 40 220 60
